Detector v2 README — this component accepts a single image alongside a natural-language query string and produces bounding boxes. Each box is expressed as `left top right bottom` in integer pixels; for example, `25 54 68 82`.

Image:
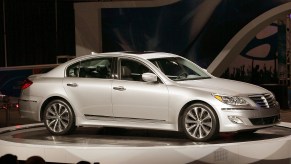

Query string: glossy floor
1 123 291 163
0 125 290 147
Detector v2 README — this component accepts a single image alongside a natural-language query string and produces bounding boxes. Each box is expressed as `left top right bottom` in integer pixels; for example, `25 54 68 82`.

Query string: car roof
87 51 179 60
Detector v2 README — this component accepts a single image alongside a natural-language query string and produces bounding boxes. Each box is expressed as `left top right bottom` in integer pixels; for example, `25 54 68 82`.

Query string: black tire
237 129 257 136
181 103 219 142
43 99 76 135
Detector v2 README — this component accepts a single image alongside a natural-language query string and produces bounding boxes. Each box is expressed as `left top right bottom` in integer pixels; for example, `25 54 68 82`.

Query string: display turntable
0 123 291 163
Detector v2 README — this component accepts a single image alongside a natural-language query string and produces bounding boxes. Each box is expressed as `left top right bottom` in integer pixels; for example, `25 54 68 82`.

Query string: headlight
213 94 249 106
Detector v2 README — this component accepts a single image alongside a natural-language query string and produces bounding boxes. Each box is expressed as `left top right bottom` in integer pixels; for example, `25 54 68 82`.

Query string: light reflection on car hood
176 77 269 96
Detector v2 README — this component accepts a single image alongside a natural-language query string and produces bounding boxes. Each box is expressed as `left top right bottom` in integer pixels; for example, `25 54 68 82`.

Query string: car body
19 52 280 141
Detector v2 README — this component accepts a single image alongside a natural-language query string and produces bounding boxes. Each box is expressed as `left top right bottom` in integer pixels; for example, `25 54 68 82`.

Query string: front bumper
218 107 280 132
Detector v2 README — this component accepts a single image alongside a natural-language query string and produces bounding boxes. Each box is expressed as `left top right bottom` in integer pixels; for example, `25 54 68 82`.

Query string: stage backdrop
101 0 290 84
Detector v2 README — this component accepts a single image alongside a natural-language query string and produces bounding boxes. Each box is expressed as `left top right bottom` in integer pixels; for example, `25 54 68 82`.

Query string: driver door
112 58 169 121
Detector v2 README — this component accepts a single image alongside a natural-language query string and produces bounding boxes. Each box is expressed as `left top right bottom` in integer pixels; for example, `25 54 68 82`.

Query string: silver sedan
19 52 280 141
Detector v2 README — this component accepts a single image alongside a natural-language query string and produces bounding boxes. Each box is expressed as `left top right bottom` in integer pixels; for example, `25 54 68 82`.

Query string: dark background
0 0 75 67
1 0 291 67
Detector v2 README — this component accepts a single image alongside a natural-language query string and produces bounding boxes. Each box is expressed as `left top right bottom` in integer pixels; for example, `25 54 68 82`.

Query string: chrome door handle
113 86 126 91
67 83 78 87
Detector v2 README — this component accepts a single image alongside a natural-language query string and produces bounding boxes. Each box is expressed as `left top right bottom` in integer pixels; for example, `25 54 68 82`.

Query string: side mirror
142 73 158 83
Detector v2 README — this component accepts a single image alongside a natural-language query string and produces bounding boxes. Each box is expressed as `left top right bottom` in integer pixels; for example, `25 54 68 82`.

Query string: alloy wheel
44 99 75 135
182 103 218 141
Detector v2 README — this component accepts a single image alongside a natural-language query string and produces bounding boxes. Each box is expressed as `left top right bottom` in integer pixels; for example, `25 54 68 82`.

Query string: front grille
249 115 280 125
249 93 277 108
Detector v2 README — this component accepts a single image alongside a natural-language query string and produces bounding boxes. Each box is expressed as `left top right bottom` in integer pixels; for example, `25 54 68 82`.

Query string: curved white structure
208 2 291 76
0 123 291 163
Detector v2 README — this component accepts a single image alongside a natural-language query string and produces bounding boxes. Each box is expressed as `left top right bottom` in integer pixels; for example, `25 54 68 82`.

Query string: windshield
149 57 211 81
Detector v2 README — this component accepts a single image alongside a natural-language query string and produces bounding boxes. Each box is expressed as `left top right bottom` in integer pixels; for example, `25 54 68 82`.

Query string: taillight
21 79 33 90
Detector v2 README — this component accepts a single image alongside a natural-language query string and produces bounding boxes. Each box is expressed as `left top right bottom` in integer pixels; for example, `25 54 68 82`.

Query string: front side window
150 57 210 81
67 58 112 79
120 59 153 82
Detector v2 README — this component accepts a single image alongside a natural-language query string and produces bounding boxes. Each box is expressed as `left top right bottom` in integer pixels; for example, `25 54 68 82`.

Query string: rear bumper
19 96 42 121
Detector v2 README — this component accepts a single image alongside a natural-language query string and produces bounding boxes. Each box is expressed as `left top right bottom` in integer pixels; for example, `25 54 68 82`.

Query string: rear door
63 57 114 117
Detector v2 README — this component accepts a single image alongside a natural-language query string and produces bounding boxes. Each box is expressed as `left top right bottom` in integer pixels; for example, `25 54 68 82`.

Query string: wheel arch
178 100 220 132
40 96 74 121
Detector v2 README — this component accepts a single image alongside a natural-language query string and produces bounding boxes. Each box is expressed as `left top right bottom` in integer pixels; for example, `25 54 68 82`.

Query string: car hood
176 77 270 96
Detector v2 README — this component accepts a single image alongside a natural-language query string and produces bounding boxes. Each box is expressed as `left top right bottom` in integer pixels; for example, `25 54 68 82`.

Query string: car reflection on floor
0 125 290 147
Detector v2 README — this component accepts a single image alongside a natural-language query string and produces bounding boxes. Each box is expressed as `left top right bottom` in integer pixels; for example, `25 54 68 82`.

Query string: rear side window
66 58 113 79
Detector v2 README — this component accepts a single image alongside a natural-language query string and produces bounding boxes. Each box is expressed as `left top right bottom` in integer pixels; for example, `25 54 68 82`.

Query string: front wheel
181 103 219 142
43 99 76 135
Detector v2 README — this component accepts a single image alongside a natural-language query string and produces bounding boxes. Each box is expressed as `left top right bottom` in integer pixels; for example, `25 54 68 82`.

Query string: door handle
113 86 126 91
67 83 78 87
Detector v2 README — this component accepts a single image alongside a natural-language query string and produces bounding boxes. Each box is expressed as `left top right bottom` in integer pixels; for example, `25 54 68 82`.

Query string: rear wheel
43 99 76 135
181 103 219 142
